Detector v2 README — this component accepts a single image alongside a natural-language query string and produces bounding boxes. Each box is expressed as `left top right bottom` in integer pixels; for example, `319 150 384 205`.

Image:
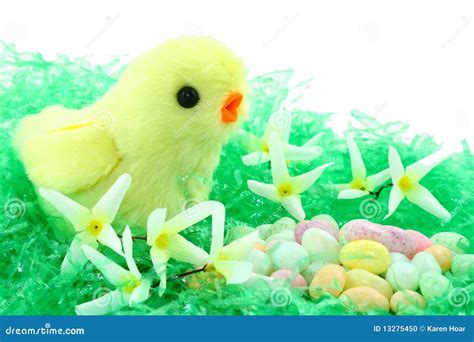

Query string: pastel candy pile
229 216 471 315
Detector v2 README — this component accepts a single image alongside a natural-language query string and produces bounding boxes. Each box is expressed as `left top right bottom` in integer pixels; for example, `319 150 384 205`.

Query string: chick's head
113 37 248 147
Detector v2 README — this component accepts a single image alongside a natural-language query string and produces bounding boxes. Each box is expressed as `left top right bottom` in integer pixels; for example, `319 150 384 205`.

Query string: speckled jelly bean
301 228 340 264
256 224 271 239
310 214 339 229
310 265 346 298
451 254 474 277
263 217 296 239
390 290 426 314
341 220 417 257
340 240 391 275
386 261 420 291
268 241 308 271
294 219 339 243
265 230 295 249
225 225 255 243
419 271 451 300
425 245 452 272
302 261 331 284
344 269 393 300
341 287 390 313
411 251 441 275
406 229 432 253
430 232 469 254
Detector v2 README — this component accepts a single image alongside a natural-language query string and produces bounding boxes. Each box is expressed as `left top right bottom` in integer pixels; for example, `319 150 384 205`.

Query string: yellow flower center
122 277 141 294
398 175 414 192
155 234 170 249
350 178 366 191
262 142 269 153
277 182 294 197
86 219 104 236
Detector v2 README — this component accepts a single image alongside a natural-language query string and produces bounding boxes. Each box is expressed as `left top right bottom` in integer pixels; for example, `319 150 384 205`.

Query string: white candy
268 241 308 271
310 214 339 230
390 252 409 265
411 251 441 275
301 261 330 284
301 228 340 264
265 230 295 249
244 248 273 276
386 261 420 291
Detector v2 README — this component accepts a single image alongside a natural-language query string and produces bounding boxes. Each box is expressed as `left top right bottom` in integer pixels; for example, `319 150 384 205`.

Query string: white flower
146 201 224 296
75 226 151 315
384 146 451 220
335 137 390 199
247 132 333 221
39 174 131 274
241 106 322 166
206 231 260 284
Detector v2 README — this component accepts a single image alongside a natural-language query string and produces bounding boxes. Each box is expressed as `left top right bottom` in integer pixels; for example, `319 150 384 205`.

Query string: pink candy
294 219 339 243
271 269 307 288
406 229 432 253
341 220 418 258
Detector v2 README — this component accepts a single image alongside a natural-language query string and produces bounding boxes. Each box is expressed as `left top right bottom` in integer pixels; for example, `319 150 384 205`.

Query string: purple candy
294 219 339 243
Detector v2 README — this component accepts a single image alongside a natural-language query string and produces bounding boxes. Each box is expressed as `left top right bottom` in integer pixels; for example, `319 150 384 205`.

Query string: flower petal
82 245 131 287
284 144 322 161
214 260 254 284
338 189 370 199
146 208 167 245
365 168 391 191
92 173 132 224
75 290 127 315
247 180 279 202
333 183 351 192
302 132 323 147
242 152 270 166
406 184 451 220
347 137 366 180
265 108 293 143
39 188 90 231
220 231 259 260
61 232 98 274
293 162 334 193
122 226 140 279
96 224 123 256
129 279 151 306
384 185 405 220
164 201 225 236
406 148 451 182
167 234 208 265
150 246 170 296
268 132 290 184
388 146 405 183
281 195 305 221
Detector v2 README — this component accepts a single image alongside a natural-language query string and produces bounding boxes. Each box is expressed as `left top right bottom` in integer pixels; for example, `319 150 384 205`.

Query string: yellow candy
341 286 389 313
390 290 426 314
340 240 391 274
310 264 346 299
345 269 393 300
425 245 452 272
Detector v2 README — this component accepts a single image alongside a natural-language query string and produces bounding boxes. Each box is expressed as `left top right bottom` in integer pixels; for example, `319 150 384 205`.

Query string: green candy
451 254 474 278
419 271 451 300
225 225 255 243
264 217 296 239
430 232 469 254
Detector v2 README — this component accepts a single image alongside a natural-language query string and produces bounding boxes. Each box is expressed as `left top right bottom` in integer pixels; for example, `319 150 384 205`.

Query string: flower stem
370 182 393 199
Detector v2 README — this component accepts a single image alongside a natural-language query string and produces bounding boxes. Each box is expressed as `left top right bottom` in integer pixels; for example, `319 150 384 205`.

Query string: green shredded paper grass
0 41 472 315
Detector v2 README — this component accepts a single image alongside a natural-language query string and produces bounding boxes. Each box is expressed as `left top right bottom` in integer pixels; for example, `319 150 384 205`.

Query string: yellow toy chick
14 37 247 226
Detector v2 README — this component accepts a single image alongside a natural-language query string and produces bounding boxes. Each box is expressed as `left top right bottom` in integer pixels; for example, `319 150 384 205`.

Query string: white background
1 0 473 150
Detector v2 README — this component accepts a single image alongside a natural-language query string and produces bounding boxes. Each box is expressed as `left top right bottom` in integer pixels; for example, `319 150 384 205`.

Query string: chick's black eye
177 86 199 108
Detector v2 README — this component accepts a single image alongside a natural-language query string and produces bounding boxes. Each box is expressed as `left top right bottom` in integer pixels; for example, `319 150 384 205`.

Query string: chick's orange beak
221 92 243 123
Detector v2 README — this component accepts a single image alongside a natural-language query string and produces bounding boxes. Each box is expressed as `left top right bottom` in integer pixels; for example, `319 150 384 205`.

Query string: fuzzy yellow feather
14 37 248 226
